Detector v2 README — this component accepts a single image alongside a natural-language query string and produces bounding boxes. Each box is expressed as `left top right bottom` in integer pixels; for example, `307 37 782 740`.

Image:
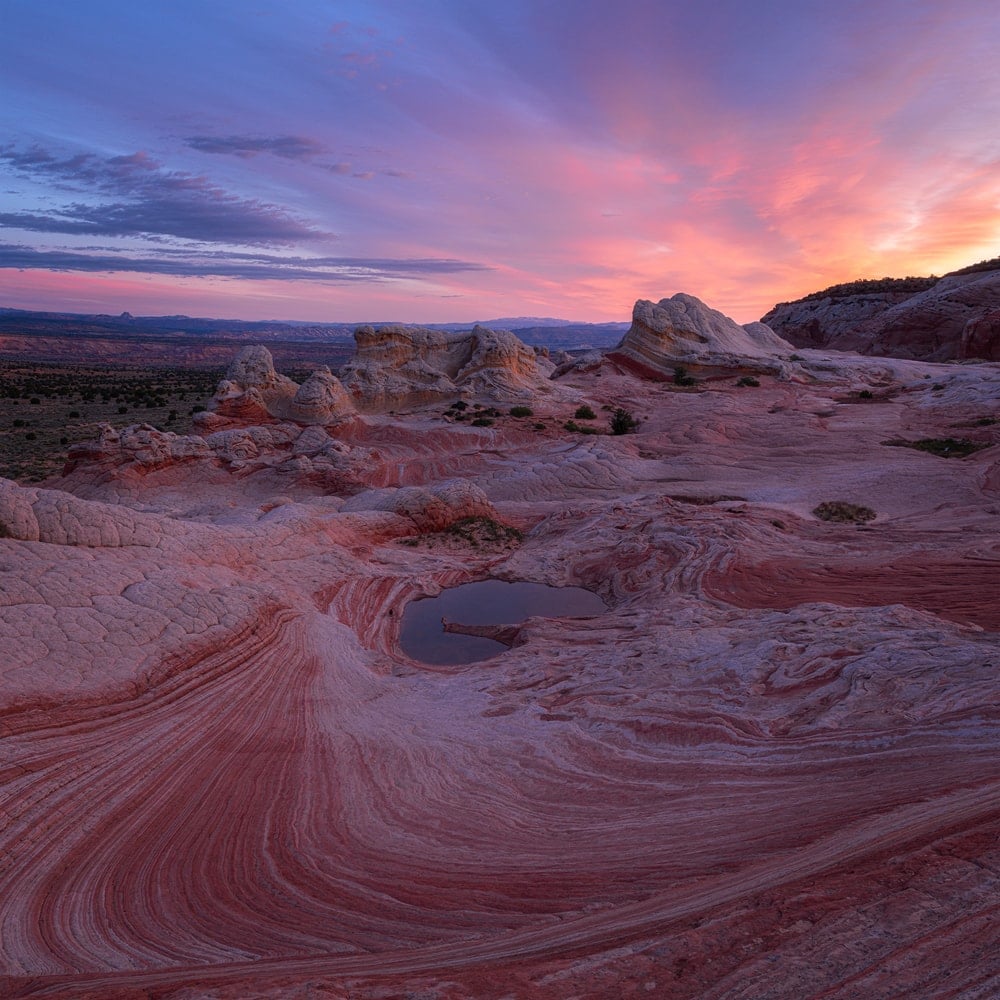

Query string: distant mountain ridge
761 256 1000 361
0 306 626 347
0 306 629 366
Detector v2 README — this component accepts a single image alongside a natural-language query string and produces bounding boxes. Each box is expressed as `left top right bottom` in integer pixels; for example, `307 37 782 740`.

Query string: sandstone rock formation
339 323 571 409
212 343 303 420
611 292 795 377
2 302 999 999
763 262 1000 360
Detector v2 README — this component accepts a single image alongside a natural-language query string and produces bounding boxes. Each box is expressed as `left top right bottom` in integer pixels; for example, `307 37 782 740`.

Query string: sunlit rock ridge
2 300 999 999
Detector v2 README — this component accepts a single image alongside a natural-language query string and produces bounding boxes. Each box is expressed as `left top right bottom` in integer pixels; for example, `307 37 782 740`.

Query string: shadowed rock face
612 293 794 376
763 266 1000 361
2 301 1000 999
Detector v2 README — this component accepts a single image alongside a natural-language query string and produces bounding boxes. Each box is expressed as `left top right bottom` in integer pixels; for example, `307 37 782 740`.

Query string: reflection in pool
399 579 607 665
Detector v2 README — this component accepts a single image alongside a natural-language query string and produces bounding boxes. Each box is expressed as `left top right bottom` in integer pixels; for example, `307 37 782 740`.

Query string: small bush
29 397 40 405
563 420 580 432
533 422 546 430
858 389 873 399
789 354 804 361
610 408 638 435
883 437 986 458
451 400 468 410
813 501 876 524
470 417 493 427
12 419 25 428
68 410 80 418
574 405 596 420
509 405 533 418
118 405 128 414
736 376 760 388
25 431 37 441
446 516 522 547
673 366 696 387
60 436 68 445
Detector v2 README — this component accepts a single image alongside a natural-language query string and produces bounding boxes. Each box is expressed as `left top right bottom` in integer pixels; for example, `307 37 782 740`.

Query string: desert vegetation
609 407 638 435
0 361 223 481
813 500 877 523
883 437 988 458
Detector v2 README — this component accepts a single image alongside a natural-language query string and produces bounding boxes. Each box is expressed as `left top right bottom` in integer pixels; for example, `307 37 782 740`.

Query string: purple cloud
184 134 327 160
0 242 491 282
0 145 323 245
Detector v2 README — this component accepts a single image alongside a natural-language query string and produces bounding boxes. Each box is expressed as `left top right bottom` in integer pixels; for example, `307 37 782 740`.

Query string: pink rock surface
1 316 999 998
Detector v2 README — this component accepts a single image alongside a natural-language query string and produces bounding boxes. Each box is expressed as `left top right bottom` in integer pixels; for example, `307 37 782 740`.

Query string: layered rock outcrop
339 323 568 409
611 292 794 377
763 263 1000 360
211 345 357 424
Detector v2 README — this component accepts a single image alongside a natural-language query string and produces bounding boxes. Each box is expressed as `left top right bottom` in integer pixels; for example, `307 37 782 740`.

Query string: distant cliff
762 258 1000 361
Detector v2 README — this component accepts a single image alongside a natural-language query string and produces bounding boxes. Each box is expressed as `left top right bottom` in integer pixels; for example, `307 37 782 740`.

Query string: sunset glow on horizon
2 0 999 325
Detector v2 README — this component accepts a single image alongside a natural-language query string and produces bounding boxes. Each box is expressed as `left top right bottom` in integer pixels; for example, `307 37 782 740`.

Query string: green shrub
736 376 760 388
563 420 580 432
574 405 596 420
68 410 80 418
509 405 533 418
883 437 986 458
813 501 876 524
858 389 873 399
673 366 696 387
610 408 638 435
471 417 493 427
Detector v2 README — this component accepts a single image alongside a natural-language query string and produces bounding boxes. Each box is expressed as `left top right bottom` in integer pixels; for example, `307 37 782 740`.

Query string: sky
1 0 999 325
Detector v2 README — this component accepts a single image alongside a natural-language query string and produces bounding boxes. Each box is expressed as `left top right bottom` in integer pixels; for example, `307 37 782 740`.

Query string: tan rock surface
2 309 999 998
340 323 573 410
612 293 794 377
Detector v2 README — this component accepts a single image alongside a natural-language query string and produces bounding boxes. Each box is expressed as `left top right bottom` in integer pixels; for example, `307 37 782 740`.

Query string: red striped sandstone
1 312 998 998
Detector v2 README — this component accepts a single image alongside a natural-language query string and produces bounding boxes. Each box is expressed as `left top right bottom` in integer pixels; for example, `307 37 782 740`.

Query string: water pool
399 579 606 665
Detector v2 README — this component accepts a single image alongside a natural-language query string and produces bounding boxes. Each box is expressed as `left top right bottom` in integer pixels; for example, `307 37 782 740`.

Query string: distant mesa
611 292 793 378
